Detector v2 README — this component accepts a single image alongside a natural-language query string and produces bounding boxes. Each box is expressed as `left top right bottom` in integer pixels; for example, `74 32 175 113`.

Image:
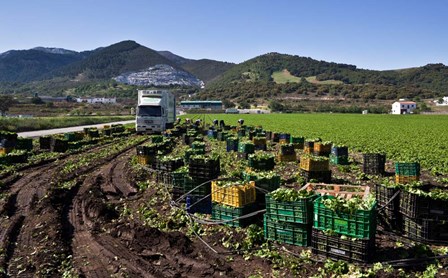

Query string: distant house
180 100 222 110
434 96 448 106
76 97 117 104
392 101 417 114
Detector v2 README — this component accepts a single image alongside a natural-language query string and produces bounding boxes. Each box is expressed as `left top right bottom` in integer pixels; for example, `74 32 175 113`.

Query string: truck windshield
137 106 162 117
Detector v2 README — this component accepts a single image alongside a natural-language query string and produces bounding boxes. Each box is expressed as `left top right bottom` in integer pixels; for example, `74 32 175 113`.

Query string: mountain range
0 40 447 102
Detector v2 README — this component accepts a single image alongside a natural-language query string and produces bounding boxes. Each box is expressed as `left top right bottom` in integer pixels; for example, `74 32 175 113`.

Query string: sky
1 0 447 70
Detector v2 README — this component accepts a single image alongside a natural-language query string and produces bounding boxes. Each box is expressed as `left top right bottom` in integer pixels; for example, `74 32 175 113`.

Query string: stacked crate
238 141 255 159
248 152 275 171
290 136 304 150
278 143 296 162
226 137 239 152
330 145 349 165
187 154 220 211
303 140 315 154
271 132 280 143
375 184 401 230
312 194 377 263
279 133 291 145
16 137 33 151
399 187 448 243
264 188 316 246
39 136 52 150
362 153 386 175
395 162 420 184
51 137 68 153
299 155 331 183
252 136 267 151
136 145 157 165
314 142 332 157
207 129 218 139
265 131 272 141
243 170 280 206
211 180 257 227
217 131 228 141
155 156 184 172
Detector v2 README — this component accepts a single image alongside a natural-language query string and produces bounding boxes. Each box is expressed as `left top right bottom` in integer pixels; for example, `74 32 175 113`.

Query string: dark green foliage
182 59 235 84
52 40 177 80
0 49 88 82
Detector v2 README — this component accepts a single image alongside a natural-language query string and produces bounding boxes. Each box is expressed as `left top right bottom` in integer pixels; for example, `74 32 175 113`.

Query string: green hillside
182 59 235 84
201 52 448 102
0 49 87 82
51 40 178 80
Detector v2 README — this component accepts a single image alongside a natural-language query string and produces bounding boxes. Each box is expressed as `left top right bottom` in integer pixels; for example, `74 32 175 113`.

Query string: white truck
136 90 176 134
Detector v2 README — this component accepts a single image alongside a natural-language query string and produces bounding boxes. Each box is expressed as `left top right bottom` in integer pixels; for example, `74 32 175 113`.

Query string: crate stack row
290 136 304 150
0 131 30 164
313 141 332 157
311 185 377 263
400 187 448 243
278 143 296 162
244 152 278 207
211 180 257 227
299 155 331 183
264 188 316 246
330 145 349 165
395 162 420 184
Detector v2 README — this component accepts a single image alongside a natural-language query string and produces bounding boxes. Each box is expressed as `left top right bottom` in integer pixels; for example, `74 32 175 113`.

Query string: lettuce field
185 114 448 175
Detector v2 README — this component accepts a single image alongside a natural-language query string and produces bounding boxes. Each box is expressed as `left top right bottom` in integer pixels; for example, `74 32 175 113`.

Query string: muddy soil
0 135 447 277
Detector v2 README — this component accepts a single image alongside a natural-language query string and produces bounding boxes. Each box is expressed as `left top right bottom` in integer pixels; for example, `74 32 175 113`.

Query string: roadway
17 120 135 138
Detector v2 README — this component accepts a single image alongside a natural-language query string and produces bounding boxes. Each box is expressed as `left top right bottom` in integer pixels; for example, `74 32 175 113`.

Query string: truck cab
136 90 175 134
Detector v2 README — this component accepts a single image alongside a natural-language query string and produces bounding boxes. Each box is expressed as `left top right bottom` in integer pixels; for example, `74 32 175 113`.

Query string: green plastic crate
248 155 275 171
264 215 311 246
290 136 304 144
266 194 317 224
395 162 420 176
329 154 349 165
242 172 280 192
212 203 257 227
238 142 255 154
183 176 211 196
314 196 377 239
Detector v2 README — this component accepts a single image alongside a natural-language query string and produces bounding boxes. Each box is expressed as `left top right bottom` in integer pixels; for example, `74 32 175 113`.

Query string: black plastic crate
402 214 448 243
362 153 386 175
311 228 375 263
399 190 448 220
299 169 331 183
377 208 402 231
51 138 68 153
374 184 400 213
156 158 184 172
39 136 52 150
186 195 212 214
280 144 295 155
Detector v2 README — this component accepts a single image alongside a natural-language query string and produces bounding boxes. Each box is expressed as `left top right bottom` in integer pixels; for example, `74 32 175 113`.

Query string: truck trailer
136 90 176 134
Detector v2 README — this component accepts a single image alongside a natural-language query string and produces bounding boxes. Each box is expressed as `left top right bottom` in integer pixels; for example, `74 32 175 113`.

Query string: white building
434 96 448 106
76 97 117 104
392 101 417 114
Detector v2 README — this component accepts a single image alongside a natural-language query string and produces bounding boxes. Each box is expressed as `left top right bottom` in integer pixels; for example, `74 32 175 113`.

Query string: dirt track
0 140 247 277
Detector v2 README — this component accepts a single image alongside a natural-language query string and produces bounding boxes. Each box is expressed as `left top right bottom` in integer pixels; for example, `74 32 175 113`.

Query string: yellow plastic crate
279 139 289 145
314 142 332 153
299 156 329 171
395 175 419 184
277 153 297 162
137 155 154 165
0 147 13 155
303 146 313 154
103 125 111 129
212 181 256 208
